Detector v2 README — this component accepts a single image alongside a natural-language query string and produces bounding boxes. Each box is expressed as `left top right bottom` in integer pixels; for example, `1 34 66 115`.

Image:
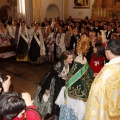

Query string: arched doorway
0 5 10 23
46 4 59 19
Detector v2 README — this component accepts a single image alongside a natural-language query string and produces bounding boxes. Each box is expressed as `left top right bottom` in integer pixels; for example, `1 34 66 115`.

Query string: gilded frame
73 0 90 8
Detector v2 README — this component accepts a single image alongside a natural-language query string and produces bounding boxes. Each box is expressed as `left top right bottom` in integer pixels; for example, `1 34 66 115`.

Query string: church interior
1 0 120 27
0 0 120 119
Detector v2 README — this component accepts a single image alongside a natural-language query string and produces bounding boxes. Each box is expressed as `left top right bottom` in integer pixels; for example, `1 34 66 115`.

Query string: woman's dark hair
21 21 26 24
58 26 64 32
0 92 26 120
95 42 105 58
106 37 120 55
111 33 119 39
73 27 79 33
59 51 73 62
95 37 102 43
35 22 40 26
98 30 102 36
68 24 74 30
81 32 89 37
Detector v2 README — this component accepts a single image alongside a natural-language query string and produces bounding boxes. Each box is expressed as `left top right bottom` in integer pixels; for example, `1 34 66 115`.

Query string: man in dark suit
116 25 120 37
89 23 96 31
106 24 113 40
94 21 101 33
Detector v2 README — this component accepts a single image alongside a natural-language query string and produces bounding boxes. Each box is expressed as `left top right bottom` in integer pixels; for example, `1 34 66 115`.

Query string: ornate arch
46 3 60 19
0 5 11 21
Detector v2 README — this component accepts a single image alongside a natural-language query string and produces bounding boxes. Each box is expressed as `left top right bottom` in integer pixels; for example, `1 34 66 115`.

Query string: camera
0 73 8 88
0 73 8 82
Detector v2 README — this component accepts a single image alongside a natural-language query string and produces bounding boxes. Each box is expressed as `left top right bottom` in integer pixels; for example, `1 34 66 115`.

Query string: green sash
64 61 94 102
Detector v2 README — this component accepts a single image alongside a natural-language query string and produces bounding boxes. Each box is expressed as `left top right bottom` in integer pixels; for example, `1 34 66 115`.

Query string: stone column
32 0 41 22
25 0 32 27
63 0 68 21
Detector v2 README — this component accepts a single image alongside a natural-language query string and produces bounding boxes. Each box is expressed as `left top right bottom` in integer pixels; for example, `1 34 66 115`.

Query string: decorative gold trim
68 94 88 102
73 0 90 9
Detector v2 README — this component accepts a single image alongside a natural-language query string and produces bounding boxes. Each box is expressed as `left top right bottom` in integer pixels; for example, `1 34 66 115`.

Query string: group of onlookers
1 16 120 120
0 16 119 63
1 16 120 64
0 75 42 120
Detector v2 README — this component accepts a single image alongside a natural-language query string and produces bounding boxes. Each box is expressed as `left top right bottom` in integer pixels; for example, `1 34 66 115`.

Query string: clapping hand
22 92 33 106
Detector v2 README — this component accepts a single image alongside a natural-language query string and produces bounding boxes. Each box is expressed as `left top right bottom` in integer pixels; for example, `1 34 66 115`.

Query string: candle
104 9 106 17
101 8 102 17
97 8 99 17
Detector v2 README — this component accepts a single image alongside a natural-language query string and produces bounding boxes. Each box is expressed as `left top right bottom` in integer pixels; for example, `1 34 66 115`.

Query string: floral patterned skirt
0 38 15 58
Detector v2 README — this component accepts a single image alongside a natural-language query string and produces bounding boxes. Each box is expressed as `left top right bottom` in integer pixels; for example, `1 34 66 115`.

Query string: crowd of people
0 15 120 120
0 16 120 63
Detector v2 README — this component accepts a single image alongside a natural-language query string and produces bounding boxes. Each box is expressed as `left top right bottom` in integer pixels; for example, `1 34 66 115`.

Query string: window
19 0 25 15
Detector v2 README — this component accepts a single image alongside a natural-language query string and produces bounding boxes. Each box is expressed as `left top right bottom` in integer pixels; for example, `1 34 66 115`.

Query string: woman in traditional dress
41 27 48 57
55 34 94 120
34 51 74 120
28 22 46 64
29 22 35 39
64 24 74 50
7 20 19 45
0 23 15 58
56 26 66 59
69 27 80 55
16 21 30 61
45 26 56 63
85 31 96 63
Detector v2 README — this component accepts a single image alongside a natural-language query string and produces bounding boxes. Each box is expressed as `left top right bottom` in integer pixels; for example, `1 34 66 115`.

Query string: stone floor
0 58 52 99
